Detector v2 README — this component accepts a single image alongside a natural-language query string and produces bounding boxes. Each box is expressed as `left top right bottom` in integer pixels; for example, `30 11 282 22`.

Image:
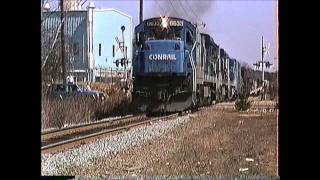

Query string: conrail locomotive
132 16 242 114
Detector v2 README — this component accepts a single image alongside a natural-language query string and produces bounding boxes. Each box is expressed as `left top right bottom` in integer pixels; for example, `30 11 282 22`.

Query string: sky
49 0 278 71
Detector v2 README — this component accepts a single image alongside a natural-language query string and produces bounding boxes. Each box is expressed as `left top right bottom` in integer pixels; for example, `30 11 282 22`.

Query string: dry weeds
63 107 277 177
41 83 132 130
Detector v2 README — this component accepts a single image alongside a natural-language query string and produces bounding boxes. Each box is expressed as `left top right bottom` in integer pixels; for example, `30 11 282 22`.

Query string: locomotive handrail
186 41 198 105
190 41 197 92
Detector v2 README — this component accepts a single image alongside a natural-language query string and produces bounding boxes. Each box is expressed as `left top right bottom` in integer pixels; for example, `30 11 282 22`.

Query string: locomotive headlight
161 16 168 29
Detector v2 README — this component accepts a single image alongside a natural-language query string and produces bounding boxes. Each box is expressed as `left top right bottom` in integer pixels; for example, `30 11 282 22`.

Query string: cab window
186 31 193 46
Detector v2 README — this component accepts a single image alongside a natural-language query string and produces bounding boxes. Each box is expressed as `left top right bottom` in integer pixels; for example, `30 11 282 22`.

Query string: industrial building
41 1 133 83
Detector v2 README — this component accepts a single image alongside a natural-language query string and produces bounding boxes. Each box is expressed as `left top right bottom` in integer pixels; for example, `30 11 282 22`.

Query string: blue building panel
93 9 132 70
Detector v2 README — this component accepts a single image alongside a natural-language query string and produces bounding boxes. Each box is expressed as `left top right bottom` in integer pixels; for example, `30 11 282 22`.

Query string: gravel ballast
41 114 195 176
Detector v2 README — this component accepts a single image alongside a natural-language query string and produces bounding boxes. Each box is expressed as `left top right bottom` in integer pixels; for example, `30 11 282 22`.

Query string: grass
146 110 277 176
41 83 132 131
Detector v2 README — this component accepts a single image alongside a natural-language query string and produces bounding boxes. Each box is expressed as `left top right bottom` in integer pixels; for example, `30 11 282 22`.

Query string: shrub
235 93 251 111
41 83 132 130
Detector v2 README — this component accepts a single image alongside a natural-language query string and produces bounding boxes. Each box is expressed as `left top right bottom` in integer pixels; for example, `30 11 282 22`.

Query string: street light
121 25 125 32
43 3 50 11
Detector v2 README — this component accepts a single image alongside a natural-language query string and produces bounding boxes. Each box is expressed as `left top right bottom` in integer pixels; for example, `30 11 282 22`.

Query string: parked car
47 83 106 100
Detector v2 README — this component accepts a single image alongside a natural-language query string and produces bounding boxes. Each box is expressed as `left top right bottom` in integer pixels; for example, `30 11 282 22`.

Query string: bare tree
240 62 255 96
239 62 278 100
41 27 75 84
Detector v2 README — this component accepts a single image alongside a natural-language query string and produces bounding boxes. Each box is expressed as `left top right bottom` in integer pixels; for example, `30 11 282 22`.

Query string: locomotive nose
145 40 182 51
143 40 184 74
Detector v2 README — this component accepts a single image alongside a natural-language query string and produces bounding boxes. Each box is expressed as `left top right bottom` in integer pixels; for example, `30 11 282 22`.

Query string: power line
81 0 88 6
154 0 167 16
185 0 202 23
168 0 181 18
178 0 194 22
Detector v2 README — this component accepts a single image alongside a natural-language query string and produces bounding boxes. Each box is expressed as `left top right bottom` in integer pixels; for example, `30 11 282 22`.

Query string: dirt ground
65 105 278 177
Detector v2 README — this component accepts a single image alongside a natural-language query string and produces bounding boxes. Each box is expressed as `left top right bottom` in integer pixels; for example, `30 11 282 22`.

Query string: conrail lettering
149 54 177 61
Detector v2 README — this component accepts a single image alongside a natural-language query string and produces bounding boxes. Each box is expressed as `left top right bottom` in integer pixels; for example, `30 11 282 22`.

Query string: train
132 16 243 114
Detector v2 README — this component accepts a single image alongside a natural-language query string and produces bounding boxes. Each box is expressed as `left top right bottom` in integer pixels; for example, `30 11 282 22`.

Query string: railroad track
41 115 143 141
41 113 179 154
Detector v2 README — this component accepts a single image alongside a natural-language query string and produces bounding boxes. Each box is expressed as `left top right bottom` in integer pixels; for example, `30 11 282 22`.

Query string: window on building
73 42 79 56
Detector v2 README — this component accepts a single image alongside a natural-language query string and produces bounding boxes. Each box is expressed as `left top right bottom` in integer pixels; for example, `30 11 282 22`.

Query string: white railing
186 41 198 105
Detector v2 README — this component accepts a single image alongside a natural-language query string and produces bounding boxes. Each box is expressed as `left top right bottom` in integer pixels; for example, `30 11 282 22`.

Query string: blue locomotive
132 17 242 113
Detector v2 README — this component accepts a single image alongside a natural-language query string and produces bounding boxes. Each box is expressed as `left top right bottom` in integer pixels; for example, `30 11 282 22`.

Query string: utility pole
253 36 272 100
111 67 113 85
261 36 264 88
261 36 264 97
139 0 143 24
41 0 44 22
41 0 44 67
100 67 102 82
60 0 66 85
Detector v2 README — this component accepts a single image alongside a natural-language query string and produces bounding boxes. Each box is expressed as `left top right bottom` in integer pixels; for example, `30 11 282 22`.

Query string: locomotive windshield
144 18 184 40
145 26 183 40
